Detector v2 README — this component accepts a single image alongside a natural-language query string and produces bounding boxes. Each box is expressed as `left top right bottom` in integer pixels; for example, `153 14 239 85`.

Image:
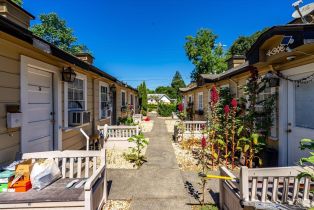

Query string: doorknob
286 129 292 133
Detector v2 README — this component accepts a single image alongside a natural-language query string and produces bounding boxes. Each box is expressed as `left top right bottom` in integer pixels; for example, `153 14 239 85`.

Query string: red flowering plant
223 105 231 168
230 98 238 169
208 85 221 170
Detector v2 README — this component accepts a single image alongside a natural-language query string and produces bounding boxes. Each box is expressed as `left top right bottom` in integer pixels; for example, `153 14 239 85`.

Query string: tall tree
185 29 227 81
228 28 268 56
137 81 148 113
12 0 22 6
155 86 176 99
171 71 186 100
30 13 89 55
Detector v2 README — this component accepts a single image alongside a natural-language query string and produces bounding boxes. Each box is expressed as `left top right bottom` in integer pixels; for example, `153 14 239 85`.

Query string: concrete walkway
107 115 191 210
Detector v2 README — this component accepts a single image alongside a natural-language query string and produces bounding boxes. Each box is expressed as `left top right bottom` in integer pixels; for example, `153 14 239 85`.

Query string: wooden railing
220 166 314 210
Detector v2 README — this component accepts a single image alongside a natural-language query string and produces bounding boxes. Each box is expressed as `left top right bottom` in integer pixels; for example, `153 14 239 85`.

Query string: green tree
138 81 148 115
30 13 89 55
171 71 186 100
12 0 22 6
228 28 268 56
185 29 227 81
155 86 176 99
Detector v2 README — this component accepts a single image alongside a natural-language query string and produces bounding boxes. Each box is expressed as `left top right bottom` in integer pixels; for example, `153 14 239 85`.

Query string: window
64 73 87 128
256 85 277 138
100 82 110 119
130 94 134 106
198 92 203 110
121 91 126 106
68 78 85 110
188 95 193 103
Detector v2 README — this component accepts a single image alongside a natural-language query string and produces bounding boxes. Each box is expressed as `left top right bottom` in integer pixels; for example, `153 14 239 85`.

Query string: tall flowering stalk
209 85 219 170
200 135 207 206
224 105 230 168
230 98 238 169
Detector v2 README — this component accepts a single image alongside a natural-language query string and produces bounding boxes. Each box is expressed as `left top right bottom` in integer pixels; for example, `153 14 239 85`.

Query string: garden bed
172 142 201 172
106 143 148 169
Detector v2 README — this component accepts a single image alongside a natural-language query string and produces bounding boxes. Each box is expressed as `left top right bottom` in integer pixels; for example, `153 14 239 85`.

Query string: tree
155 86 176 99
138 81 148 114
30 13 90 55
228 28 268 56
12 0 22 6
184 29 227 81
171 71 186 100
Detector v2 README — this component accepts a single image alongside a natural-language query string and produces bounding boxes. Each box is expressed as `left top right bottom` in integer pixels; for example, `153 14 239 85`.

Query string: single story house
0 0 138 165
181 24 314 167
147 94 173 104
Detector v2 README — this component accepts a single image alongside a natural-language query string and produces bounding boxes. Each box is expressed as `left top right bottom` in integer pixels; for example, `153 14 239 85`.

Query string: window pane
295 83 314 129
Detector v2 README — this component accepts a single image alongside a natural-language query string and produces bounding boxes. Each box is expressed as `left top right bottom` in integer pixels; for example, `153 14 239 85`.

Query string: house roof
148 94 172 101
179 83 198 93
0 15 137 92
7 0 35 19
246 24 314 65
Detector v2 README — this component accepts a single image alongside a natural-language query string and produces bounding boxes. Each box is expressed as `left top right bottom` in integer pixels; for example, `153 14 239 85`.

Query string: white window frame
99 81 110 120
121 90 126 107
198 92 203 110
64 72 87 128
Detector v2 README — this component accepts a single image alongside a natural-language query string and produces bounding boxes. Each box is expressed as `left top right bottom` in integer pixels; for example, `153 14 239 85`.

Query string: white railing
97 125 140 149
220 166 314 210
183 121 207 133
133 114 143 123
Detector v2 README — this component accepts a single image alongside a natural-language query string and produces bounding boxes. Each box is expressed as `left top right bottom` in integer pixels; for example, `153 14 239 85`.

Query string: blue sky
24 0 304 89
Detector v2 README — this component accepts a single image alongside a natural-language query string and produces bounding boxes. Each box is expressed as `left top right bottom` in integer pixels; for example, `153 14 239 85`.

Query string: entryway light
62 67 76 82
264 71 280 87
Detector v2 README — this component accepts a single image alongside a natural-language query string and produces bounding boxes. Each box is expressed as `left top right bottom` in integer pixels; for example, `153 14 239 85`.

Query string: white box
7 112 22 128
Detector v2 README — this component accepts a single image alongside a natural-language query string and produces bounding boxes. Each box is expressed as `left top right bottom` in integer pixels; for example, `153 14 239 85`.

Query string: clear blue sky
24 0 304 89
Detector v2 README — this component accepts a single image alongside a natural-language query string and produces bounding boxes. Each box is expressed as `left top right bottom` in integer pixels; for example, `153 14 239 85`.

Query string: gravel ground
104 200 131 210
172 142 201 172
106 142 148 169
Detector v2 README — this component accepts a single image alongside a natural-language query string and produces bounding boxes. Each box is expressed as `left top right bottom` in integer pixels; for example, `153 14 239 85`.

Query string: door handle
286 129 292 133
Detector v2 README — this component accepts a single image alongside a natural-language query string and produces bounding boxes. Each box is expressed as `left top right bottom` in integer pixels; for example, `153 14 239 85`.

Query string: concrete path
130 116 190 210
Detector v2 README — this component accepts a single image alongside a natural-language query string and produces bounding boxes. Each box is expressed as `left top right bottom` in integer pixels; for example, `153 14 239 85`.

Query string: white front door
287 71 314 165
24 67 54 153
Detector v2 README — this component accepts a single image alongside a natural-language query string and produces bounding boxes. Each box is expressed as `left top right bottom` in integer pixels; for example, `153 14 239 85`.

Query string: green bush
157 103 176 117
118 116 135 125
148 104 158 112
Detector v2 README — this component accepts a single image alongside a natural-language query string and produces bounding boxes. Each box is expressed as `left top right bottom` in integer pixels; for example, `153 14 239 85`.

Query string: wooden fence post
240 166 249 202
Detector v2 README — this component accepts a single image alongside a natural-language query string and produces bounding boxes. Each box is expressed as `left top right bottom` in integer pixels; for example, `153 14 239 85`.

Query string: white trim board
20 55 62 152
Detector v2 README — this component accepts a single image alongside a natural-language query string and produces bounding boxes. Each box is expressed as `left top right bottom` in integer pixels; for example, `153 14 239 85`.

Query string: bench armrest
84 163 106 190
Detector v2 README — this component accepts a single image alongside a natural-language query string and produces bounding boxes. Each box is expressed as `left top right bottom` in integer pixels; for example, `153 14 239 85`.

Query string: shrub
118 116 135 125
157 103 176 117
147 104 158 112
123 134 149 168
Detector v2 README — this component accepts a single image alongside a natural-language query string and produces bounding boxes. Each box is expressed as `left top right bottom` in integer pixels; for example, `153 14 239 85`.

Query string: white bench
174 121 207 141
219 166 314 210
0 150 107 210
98 125 140 149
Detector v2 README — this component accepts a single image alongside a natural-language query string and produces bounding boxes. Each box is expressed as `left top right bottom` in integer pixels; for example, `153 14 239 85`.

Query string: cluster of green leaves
147 103 158 112
137 81 148 116
227 28 268 56
237 69 276 168
184 29 227 81
12 0 22 6
157 103 176 117
30 13 90 55
298 138 314 180
123 134 149 168
118 116 136 126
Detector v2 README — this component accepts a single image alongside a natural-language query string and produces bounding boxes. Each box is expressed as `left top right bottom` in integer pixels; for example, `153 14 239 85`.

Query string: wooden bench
219 166 313 210
0 150 107 210
174 121 207 141
98 125 140 149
